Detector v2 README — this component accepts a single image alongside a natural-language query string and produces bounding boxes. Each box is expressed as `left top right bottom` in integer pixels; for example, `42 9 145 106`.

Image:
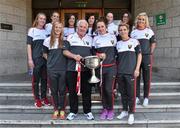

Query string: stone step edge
0 92 180 97
0 119 180 125
0 104 180 110
0 82 180 86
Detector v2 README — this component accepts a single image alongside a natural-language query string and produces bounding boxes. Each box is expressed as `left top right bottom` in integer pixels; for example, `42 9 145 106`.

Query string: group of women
27 11 156 125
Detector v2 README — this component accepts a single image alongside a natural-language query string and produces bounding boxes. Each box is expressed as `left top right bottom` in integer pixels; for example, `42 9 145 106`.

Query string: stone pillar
0 0 32 75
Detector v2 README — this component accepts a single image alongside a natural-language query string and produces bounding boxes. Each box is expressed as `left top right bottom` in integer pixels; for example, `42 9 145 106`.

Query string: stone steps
0 87 179 93
0 92 180 101
0 82 180 127
0 112 180 128
0 82 180 93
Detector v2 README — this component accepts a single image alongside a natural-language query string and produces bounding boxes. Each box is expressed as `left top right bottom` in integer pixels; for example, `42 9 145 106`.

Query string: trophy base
88 76 100 83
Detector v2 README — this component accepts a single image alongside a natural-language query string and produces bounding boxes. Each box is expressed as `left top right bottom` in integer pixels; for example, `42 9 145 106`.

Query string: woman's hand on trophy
98 53 106 60
73 54 82 62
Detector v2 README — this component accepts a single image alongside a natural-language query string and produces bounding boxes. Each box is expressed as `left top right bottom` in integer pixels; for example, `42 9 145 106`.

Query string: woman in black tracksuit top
27 13 50 108
131 12 156 106
116 23 142 125
43 22 67 120
93 18 117 120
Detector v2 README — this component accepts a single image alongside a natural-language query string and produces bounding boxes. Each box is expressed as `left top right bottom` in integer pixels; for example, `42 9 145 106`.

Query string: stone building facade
0 0 180 79
134 0 180 79
0 0 32 75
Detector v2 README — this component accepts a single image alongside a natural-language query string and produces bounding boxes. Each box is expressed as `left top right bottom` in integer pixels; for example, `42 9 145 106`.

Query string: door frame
61 9 103 24
61 9 82 24
81 9 102 19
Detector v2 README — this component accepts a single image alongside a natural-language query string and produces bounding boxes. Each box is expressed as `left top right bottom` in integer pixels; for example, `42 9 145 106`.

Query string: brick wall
134 0 180 79
0 0 32 75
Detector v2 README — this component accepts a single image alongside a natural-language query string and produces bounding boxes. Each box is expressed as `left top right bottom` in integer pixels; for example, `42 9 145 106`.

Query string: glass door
61 9 81 25
82 9 102 20
61 9 102 25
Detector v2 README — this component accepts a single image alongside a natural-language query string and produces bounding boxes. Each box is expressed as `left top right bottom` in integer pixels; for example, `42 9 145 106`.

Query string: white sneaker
128 114 134 125
84 112 94 120
136 97 140 105
117 111 128 119
66 113 77 120
143 98 149 107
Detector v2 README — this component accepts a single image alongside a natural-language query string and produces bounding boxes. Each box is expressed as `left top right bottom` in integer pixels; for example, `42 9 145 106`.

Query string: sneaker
51 110 59 120
136 97 140 105
84 112 94 120
34 99 42 108
128 114 134 125
107 110 114 120
66 112 77 120
42 98 51 106
143 98 149 107
117 111 128 119
59 110 65 120
100 109 108 120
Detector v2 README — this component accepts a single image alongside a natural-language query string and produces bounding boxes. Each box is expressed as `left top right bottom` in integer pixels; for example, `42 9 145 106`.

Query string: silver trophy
84 56 101 83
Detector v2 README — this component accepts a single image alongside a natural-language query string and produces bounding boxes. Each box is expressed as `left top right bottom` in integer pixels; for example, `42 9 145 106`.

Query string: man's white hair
77 19 88 28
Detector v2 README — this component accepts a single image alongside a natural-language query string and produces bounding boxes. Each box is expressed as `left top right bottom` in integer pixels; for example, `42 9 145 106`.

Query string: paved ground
0 73 31 83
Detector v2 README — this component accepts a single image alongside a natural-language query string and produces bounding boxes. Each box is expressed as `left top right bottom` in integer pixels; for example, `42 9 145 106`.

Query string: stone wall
134 0 180 79
0 0 32 75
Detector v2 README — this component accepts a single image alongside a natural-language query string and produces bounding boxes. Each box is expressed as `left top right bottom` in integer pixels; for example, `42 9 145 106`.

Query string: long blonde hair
32 13 46 28
50 22 64 48
134 12 150 29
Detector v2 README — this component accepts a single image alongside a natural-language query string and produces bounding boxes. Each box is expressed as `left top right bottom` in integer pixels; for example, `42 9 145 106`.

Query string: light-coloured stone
13 24 26 33
156 38 171 48
134 0 180 78
155 0 172 10
164 48 180 58
166 6 180 18
154 48 164 57
152 67 180 79
156 29 165 39
164 27 180 38
172 15 180 27
7 32 22 41
6 14 21 24
0 13 7 22
0 31 7 41
172 0 180 7
0 0 31 76
172 38 180 47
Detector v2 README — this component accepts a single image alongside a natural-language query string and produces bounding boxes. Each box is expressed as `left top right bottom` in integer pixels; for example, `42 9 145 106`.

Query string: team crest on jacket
111 40 115 45
128 44 132 49
86 41 89 45
145 33 149 37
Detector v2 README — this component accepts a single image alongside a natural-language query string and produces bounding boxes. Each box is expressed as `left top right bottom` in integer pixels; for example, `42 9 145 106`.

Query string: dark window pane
104 0 130 9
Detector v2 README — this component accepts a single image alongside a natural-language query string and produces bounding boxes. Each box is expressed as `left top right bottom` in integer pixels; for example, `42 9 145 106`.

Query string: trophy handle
79 58 86 67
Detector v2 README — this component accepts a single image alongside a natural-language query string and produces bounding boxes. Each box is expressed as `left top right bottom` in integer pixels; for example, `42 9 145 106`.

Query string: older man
63 20 94 120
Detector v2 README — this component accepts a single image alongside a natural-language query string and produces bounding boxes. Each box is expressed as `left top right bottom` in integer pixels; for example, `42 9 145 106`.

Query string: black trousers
32 57 47 100
48 70 66 111
117 74 136 114
136 54 152 99
100 66 116 110
66 71 92 114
